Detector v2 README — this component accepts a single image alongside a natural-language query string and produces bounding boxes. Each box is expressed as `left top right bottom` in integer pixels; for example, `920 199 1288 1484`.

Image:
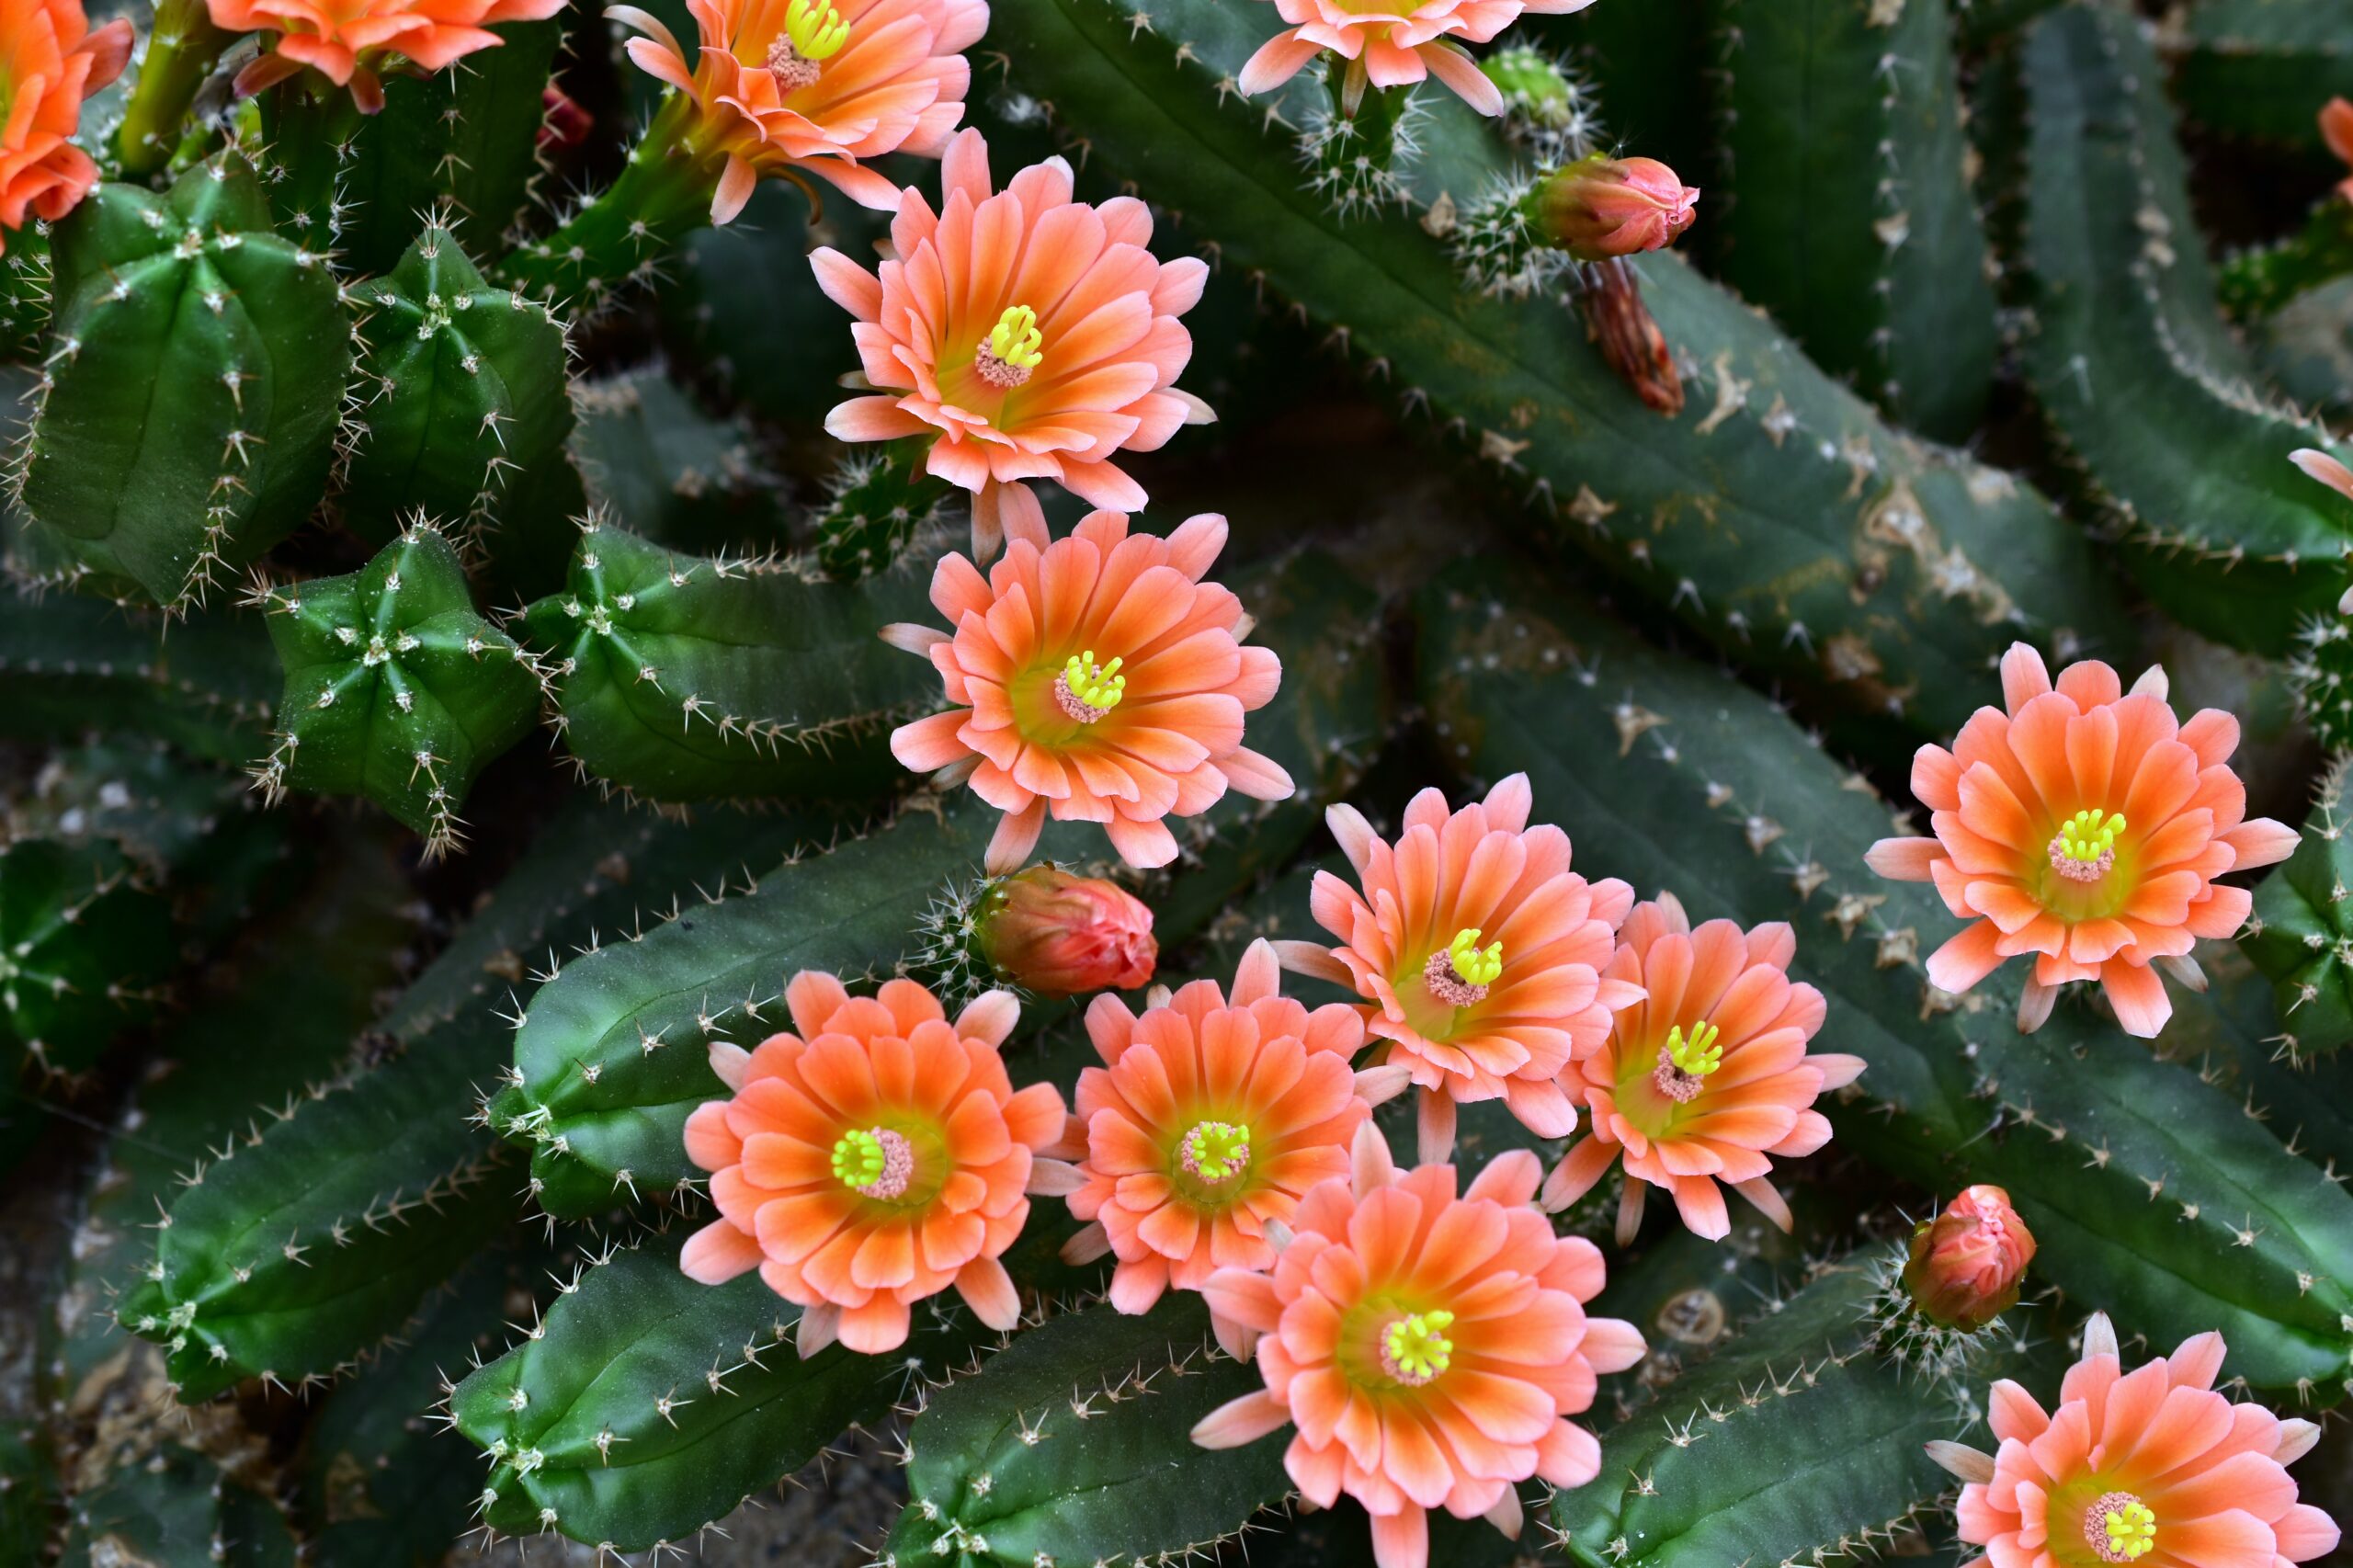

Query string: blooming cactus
0 0 130 249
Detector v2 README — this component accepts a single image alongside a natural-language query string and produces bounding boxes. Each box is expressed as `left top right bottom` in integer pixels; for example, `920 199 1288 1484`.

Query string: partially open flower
1276 775 1639 1163
1528 153 1699 263
1541 894 1863 1245
813 128 1214 560
1902 1185 2034 1333
0 0 131 253
210 0 563 110
1927 1312 2338 1568
678 971 1065 1355
1190 1124 1645 1568
977 865 1157 995
1059 940 1381 1317
1237 0 1597 117
1864 643 2296 1038
614 0 983 219
882 509 1291 875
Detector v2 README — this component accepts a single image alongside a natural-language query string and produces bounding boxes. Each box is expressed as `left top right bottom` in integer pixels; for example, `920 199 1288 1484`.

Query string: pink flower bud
1902 1185 2035 1332
1530 153 1699 263
979 868 1157 996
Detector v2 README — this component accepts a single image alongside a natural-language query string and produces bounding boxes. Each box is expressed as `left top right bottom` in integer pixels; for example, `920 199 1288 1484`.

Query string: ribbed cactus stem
115 0 234 178
499 94 724 312
812 437 955 578
2222 202 2353 320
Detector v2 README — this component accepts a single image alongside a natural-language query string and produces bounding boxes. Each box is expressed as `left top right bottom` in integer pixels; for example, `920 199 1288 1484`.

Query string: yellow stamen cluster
1179 1119 1251 1183
1447 927 1503 986
784 0 850 60
988 305 1045 371
2091 1496 2155 1563
1381 1310 1455 1384
1665 1020 1722 1077
1062 652 1125 712
832 1128 884 1188
2056 808 2127 863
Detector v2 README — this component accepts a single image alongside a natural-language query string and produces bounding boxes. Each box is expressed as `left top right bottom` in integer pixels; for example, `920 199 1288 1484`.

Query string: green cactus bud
342 226 574 545
250 524 544 855
2175 0 2353 153
1482 45 1585 138
519 519 937 802
1416 555 2353 1401
1714 0 1997 442
813 438 955 579
2022 6 2353 658
14 159 349 610
61 1446 298 1568
0 837 175 1079
885 1297 1289 1568
2245 758 2353 1058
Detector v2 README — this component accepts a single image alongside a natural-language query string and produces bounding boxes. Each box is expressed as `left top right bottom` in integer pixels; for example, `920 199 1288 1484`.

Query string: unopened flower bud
1528 153 1699 263
978 867 1156 996
1581 257 1684 416
1902 1185 2035 1332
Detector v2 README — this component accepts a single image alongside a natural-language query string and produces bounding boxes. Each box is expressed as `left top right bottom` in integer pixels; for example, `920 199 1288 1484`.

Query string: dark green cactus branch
0 837 175 1079
0 588 278 764
499 97 722 313
982 0 2136 740
2171 0 2353 153
114 0 234 179
2245 757 2353 1060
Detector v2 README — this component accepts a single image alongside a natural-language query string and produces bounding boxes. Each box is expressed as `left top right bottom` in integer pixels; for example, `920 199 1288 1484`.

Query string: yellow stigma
1665 1020 1722 1077
784 0 850 60
2057 808 2126 863
2099 1499 2155 1562
1381 1311 1455 1383
831 1128 883 1188
1447 927 1503 986
1062 651 1125 711
988 305 1045 371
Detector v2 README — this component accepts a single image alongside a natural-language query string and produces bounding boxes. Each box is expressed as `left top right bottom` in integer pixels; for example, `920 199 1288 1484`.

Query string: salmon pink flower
881 509 1292 875
678 971 1066 1355
1864 643 2297 1039
2325 97 2353 204
1926 1312 2338 1568
0 0 131 254
813 128 1215 561
976 864 1157 995
210 0 563 111
613 0 982 219
1540 894 1864 1245
1274 776 1640 1164
1237 0 1597 118
1528 153 1700 262
1055 940 1394 1318
1190 1124 1646 1568
1903 1184 2035 1333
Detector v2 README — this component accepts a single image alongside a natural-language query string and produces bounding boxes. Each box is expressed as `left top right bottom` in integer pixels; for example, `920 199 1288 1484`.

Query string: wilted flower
1865 643 2296 1038
678 971 1065 1355
813 128 1214 559
1541 894 1864 1245
1902 1185 2034 1332
881 509 1291 875
1927 1312 2337 1568
1528 153 1699 262
1237 0 1597 118
1190 1125 1645 1568
1054 940 1384 1316
977 865 1156 995
1275 776 1640 1163
1581 257 1685 415
614 0 982 218
210 0 563 110
0 0 131 252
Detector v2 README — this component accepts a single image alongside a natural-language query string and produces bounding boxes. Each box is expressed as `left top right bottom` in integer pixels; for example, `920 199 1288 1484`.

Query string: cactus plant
3 0 2351 1565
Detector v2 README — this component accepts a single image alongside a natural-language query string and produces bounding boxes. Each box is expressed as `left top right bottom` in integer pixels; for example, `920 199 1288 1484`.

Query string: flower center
976 305 1044 389
1651 1020 1722 1104
767 0 847 89
831 1126 914 1199
1053 651 1125 722
1423 927 1501 1008
2048 809 2125 885
2083 1493 2154 1564
1178 1120 1251 1184
1378 1311 1455 1387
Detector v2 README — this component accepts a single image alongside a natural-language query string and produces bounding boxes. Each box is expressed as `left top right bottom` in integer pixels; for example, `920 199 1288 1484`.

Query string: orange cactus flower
1865 643 2296 1039
1540 893 1863 1245
1274 776 1641 1164
678 971 1066 1356
1927 1312 2338 1568
2325 97 2353 204
210 0 563 110
0 0 131 253
1190 1125 1646 1568
1055 939 1395 1318
813 127 1215 561
614 0 983 219
881 508 1291 875
1236 0 1595 116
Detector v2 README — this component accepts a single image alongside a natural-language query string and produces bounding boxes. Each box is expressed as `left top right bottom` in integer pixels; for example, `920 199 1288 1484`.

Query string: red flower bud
1581 257 1684 416
539 85 594 152
1902 1185 2035 1332
978 867 1156 996
1530 153 1699 264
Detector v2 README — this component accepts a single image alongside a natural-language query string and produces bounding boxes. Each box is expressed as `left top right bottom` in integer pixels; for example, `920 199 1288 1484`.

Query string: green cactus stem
571 369 788 557
2245 756 2353 1058
884 1297 1290 1568
812 438 957 579
0 837 175 1080
1713 0 1997 442
0 231 50 360
520 518 938 803
2172 0 2353 153
1415 555 2353 1402
0 588 278 765
982 0 2135 742
2222 201 2353 320
114 0 235 179
499 95 724 313
2021 5 2353 658
341 225 574 545
13 158 348 610
249 524 544 855
61 1446 299 1568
